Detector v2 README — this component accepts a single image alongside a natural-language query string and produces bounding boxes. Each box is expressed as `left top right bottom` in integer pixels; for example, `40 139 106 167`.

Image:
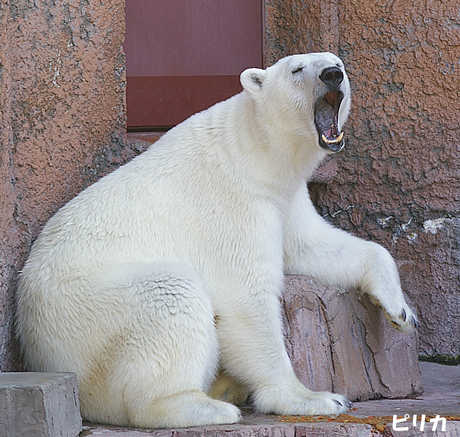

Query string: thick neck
224 93 326 198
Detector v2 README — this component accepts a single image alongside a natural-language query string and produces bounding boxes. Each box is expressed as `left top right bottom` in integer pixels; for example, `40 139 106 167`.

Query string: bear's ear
240 68 266 96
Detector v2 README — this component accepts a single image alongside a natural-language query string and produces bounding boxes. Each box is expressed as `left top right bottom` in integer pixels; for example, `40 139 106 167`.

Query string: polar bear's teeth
322 131 344 144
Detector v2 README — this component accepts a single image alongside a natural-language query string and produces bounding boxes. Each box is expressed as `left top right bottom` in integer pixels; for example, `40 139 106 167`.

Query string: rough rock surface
0 0 130 371
282 275 422 401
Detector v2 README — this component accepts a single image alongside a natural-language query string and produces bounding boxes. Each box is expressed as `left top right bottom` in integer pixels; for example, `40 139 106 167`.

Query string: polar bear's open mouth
314 91 345 153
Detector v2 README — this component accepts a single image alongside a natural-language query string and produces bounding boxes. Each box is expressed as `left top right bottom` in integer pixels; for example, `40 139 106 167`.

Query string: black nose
319 66 343 89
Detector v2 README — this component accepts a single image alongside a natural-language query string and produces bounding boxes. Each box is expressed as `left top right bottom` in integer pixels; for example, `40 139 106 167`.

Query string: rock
282 275 423 401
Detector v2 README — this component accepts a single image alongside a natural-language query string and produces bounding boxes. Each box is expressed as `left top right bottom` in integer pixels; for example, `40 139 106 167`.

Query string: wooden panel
127 76 242 129
125 0 263 77
125 0 263 129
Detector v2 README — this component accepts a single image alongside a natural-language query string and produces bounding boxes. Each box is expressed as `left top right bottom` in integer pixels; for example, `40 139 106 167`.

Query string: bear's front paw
382 304 418 333
254 385 352 416
307 391 353 415
370 295 418 333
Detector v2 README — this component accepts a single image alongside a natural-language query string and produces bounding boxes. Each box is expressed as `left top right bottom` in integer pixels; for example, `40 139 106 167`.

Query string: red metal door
125 0 264 130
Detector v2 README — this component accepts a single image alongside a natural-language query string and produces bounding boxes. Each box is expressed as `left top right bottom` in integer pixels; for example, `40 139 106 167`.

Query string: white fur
16 53 416 428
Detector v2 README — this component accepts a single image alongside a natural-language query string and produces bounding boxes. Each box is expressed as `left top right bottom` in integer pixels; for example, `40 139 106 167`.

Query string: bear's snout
319 66 343 90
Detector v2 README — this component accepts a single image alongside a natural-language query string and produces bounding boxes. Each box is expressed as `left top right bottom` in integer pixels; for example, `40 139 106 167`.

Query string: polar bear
16 53 417 429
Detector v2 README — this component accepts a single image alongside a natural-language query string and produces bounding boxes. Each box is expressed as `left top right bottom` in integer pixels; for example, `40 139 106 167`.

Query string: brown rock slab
282 275 422 401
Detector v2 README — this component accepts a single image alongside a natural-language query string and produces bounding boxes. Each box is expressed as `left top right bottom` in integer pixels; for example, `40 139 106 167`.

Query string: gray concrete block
0 372 82 437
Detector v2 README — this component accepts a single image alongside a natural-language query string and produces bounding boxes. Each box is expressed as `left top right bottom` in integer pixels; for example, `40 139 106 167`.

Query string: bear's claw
333 399 352 410
401 308 407 322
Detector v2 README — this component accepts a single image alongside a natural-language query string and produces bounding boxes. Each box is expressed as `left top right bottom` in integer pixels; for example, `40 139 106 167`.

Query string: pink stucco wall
0 0 131 370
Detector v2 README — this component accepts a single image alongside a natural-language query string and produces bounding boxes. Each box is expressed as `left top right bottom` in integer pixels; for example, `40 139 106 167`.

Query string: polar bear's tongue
315 91 344 153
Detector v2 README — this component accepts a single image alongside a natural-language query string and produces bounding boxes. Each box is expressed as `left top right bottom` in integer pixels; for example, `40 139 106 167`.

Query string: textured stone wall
0 0 129 371
266 0 460 358
265 0 340 61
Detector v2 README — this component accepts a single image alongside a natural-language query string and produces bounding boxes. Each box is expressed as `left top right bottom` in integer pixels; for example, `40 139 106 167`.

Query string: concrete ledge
82 417 460 437
0 372 82 437
82 420 377 436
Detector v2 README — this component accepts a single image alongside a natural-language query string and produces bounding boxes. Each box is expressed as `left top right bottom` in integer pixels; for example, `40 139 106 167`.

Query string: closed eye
292 66 304 74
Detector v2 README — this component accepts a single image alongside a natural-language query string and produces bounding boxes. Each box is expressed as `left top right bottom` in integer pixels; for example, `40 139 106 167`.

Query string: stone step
81 415 460 437
82 417 378 436
0 372 82 437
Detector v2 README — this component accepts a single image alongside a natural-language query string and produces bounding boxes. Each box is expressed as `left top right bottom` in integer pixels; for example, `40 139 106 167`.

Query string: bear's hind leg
80 263 240 428
127 390 241 428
